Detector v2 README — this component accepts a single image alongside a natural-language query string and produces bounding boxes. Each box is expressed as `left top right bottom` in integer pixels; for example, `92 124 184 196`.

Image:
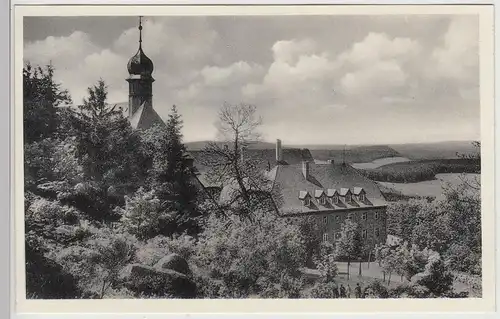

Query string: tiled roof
271 162 387 215
190 148 313 188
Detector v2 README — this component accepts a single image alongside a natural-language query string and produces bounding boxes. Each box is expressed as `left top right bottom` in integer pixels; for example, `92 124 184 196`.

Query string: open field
378 173 480 200
351 157 411 169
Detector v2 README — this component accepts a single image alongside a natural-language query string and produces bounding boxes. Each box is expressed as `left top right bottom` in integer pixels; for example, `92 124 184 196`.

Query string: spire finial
138 16 143 47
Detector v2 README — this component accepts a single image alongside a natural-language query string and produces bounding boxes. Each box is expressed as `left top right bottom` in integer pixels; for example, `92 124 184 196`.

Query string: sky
23 15 480 145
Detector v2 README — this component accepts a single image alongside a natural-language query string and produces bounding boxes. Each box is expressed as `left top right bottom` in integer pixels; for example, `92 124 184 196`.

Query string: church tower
126 16 154 117
125 17 165 130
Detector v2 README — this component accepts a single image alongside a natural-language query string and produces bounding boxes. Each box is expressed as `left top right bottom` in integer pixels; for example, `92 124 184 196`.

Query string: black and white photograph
17 5 493 309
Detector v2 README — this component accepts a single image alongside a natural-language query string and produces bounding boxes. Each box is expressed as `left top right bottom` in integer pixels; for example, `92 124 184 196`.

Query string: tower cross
139 16 143 46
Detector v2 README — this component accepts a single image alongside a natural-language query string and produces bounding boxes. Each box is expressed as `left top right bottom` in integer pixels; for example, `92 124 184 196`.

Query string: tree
334 219 363 279
23 63 72 144
117 187 174 240
149 105 202 236
201 103 276 220
415 255 454 297
65 80 146 221
194 211 306 297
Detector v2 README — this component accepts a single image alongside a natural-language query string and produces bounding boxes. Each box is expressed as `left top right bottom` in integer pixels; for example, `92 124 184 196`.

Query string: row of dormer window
300 187 366 207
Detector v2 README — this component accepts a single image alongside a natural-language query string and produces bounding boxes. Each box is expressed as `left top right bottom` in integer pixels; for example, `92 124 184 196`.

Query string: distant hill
185 140 275 151
389 141 479 160
308 145 402 163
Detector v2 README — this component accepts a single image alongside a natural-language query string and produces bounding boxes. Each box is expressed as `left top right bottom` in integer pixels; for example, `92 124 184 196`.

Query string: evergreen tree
23 63 72 143
152 105 201 236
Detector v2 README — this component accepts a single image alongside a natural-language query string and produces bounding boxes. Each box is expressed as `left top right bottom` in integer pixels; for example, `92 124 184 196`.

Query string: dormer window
319 196 326 205
332 195 339 204
353 187 366 201
315 190 326 206
346 194 352 203
304 197 310 206
299 190 311 207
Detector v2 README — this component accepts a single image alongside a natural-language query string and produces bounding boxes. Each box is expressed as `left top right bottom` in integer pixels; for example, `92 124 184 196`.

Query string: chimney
276 139 283 162
302 161 309 180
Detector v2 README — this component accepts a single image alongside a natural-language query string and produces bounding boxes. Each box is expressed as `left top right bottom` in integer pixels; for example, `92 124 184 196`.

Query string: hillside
185 140 275 151
390 141 479 160
308 145 401 163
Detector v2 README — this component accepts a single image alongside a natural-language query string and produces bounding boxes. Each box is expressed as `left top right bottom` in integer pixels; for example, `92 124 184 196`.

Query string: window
322 233 329 243
304 197 310 206
375 228 380 238
335 232 341 240
332 196 339 204
359 194 365 201
347 213 352 221
362 212 367 221
335 215 340 223
375 212 379 220
362 229 367 239
323 216 328 224
346 194 351 202
319 196 326 205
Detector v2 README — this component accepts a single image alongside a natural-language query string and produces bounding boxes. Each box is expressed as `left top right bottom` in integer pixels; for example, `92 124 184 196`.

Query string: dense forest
24 64 481 299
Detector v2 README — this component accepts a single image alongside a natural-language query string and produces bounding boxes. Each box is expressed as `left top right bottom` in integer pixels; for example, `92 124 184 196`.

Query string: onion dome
127 17 154 76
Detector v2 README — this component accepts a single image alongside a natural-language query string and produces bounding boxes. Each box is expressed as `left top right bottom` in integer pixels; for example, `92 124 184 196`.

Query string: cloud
429 16 479 81
340 59 408 95
338 32 421 67
23 15 480 144
24 31 99 68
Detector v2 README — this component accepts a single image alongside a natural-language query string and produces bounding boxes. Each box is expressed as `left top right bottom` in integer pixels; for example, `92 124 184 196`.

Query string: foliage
52 229 138 298
144 105 203 236
364 280 389 298
23 63 72 143
415 255 454 297
334 219 363 277
386 174 481 275
309 281 339 298
361 159 480 183
117 187 175 240
313 241 338 282
193 211 306 297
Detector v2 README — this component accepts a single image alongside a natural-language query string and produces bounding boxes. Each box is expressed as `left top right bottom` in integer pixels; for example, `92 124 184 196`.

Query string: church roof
128 101 165 130
127 18 154 76
127 47 154 76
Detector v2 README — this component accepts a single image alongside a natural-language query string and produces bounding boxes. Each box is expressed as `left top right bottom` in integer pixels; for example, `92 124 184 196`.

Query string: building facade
268 140 388 251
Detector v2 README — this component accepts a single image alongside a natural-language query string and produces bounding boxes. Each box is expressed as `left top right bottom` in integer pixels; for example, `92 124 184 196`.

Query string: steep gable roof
339 188 351 196
271 162 387 215
353 187 365 195
129 101 166 130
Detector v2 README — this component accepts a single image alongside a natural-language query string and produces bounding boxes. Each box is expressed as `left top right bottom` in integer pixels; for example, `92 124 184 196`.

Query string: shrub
309 281 339 298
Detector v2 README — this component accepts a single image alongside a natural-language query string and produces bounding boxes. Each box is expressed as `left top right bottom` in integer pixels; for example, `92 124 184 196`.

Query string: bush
365 280 389 298
309 281 339 298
